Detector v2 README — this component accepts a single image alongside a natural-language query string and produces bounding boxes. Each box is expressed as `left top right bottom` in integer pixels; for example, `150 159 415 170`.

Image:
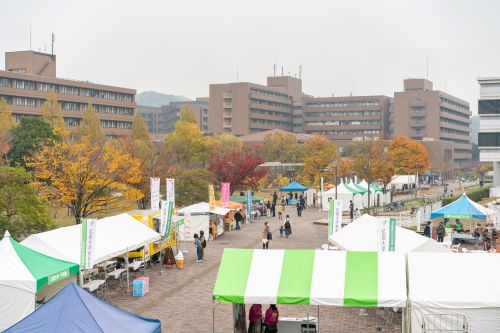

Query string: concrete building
0 50 136 138
393 79 472 172
139 98 209 134
302 95 392 141
209 77 298 136
477 77 500 196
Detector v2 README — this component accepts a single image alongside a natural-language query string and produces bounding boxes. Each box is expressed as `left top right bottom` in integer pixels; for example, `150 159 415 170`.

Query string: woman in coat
262 222 271 249
284 215 292 238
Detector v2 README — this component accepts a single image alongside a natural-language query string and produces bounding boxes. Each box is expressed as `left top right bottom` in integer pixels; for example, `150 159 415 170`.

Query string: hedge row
442 185 491 205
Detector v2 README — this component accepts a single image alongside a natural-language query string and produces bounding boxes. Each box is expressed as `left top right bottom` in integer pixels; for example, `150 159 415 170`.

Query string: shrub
442 185 491 205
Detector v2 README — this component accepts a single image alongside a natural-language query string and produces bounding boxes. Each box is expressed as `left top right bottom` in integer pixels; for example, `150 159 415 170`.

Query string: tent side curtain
212 249 406 308
278 181 308 192
430 194 487 220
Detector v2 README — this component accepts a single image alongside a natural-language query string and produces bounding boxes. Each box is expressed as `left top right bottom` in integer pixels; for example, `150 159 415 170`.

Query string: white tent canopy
408 253 500 332
22 213 161 265
389 175 416 189
177 202 231 241
321 183 363 212
329 214 451 253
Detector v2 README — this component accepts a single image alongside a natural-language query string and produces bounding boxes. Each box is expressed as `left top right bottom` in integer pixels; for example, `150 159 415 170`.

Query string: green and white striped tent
213 249 406 308
0 231 79 331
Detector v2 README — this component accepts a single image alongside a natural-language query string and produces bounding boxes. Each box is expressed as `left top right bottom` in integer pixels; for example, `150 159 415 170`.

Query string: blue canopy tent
430 194 487 221
4 282 161 333
278 181 308 192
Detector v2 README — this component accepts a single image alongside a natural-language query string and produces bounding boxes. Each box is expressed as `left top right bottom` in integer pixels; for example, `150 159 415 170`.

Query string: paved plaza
109 205 402 332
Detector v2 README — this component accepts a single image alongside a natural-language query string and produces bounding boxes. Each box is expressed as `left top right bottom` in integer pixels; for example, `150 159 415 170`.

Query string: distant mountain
136 91 191 107
471 115 479 144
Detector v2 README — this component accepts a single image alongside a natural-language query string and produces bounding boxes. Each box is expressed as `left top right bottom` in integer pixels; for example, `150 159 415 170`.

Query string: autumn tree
0 98 14 164
208 145 267 194
212 134 242 154
0 166 55 238
8 117 61 167
28 138 142 224
263 131 305 163
353 141 393 207
77 103 105 146
388 135 430 174
168 167 215 206
179 105 197 123
302 134 339 186
41 92 68 137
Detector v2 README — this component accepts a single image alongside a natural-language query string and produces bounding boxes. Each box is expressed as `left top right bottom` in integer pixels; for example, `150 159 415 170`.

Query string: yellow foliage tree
302 134 339 186
41 92 68 137
28 139 142 224
388 135 430 174
0 98 14 164
263 131 305 163
77 103 105 146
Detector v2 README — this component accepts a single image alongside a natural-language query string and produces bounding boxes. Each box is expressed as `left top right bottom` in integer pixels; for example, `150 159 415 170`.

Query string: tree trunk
233 303 247 333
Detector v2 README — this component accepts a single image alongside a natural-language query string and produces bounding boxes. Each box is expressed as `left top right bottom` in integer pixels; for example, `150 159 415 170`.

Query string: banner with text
377 217 396 252
166 178 175 208
209 184 216 210
150 177 160 211
328 199 343 238
160 200 174 239
80 218 97 269
246 191 252 222
221 182 230 207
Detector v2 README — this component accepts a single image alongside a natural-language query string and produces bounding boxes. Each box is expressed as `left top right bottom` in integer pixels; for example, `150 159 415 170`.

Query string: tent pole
317 306 320 333
159 239 164 275
126 247 130 295
213 303 215 333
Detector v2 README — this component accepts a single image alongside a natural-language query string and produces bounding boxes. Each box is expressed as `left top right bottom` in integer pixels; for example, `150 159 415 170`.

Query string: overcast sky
1 0 499 113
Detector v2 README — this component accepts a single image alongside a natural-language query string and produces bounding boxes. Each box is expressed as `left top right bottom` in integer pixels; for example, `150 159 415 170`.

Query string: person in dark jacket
234 209 243 230
437 222 445 242
424 221 431 238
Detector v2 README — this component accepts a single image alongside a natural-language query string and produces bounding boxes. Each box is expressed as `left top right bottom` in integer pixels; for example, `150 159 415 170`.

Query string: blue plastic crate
133 279 144 297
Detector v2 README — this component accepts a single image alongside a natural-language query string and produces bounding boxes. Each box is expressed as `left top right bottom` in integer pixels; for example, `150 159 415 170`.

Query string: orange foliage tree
388 135 430 174
302 134 339 186
28 138 142 224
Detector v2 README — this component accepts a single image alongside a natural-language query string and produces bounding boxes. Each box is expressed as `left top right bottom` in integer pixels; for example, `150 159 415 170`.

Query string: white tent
408 253 500 333
321 182 363 212
389 175 416 189
329 214 451 253
22 213 161 265
177 202 231 241
356 180 390 207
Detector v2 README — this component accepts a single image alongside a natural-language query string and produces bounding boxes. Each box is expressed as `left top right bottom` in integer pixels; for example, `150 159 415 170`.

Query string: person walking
437 222 445 243
263 304 279 333
296 201 302 217
349 200 354 220
234 209 243 230
248 304 263 333
277 204 283 220
193 233 203 262
271 202 276 217
262 222 271 249
199 230 206 260
313 192 317 207
284 215 292 238
424 221 431 238
272 191 278 205
473 223 482 250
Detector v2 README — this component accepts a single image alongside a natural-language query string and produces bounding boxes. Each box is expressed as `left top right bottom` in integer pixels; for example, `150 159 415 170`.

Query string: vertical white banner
377 217 396 252
150 177 160 211
80 218 97 269
166 178 175 208
328 199 343 238
159 200 167 236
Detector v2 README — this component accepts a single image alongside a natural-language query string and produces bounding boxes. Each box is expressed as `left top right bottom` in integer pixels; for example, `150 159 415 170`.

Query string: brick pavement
108 205 402 333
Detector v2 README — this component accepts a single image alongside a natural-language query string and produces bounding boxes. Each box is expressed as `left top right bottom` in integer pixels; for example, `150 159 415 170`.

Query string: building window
15 80 36 90
0 78 12 88
478 99 500 115
61 86 79 95
38 82 57 92
478 133 500 147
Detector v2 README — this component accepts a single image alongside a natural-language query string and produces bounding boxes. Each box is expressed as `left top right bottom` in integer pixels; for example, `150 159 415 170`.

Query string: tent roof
228 195 263 204
348 182 368 194
178 202 232 215
4 282 161 333
213 249 406 308
0 231 79 293
215 200 243 210
329 214 451 253
430 194 487 220
278 181 308 192
325 182 361 196
358 180 383 193
389 175 416 185
21 213 160 265
408 253 500 308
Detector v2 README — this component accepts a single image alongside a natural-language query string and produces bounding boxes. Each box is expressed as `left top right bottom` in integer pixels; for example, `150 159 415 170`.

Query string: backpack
285 221 291 229
201 236 207 248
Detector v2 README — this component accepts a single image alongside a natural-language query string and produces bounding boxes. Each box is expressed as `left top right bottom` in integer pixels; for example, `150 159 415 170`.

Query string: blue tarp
4 282 161 333
430 194 487 220
279 181 308 192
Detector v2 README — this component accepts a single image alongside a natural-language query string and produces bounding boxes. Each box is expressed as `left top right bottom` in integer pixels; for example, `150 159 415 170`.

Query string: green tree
213 134 242 154
7 117 61 167
0 166 55 238
168 167 215 206
132 112 151 143
263 131 305 163
77 103 105 146
0 98 14 164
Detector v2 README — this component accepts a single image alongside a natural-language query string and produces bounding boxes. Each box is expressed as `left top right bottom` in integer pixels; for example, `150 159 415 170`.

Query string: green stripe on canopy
343 251 378 307
350 183 368 194
277 249 315 304
9 237 79 291
213 248 253 303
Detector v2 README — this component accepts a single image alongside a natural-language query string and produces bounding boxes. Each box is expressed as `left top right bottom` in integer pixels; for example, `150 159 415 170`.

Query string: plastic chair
450 244 460 253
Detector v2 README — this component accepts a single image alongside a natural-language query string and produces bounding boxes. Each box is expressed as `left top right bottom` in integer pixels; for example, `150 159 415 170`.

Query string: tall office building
0 51 136 138
209 77 298 136
477 77 500 196
302 95 392 141
393 79 472 171
139 98 209 134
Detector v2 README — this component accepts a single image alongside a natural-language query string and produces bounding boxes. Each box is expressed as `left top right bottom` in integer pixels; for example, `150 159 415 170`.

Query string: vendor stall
357 180 389 207
3 282 161 333
408 252 500 333
330 214 451 253
0 231 79 331
321 181 363 212
430 194 489 233
278 180 308 193
177 202 231 241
